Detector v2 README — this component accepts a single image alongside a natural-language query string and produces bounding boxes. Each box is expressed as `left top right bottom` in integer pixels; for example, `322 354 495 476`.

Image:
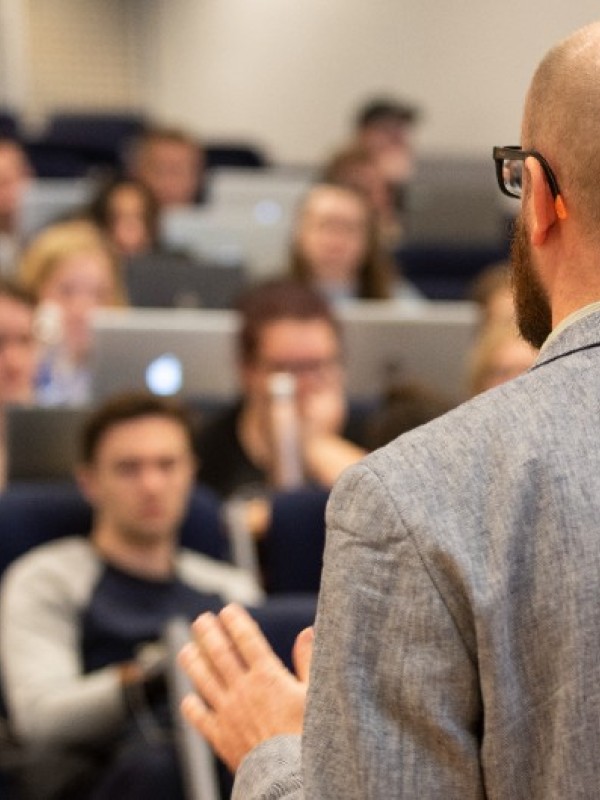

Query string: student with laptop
289 183 423 305
18 218 127 405
195 279 367 502
87 177 160 259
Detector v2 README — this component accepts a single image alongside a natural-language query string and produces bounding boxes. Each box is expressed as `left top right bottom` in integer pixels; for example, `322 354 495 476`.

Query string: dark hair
127 125 203 166
322 145 376 182
355 97 420 129
290 183 394 300
236 278 340 364
0 277 36 309
87 177 160 248
80 390 195 464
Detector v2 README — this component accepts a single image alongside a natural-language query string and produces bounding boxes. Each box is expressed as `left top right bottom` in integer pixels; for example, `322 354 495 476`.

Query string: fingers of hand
180 692 243 773
191 610 246 688
178 641 228 710
180 691 212 735
292 626 314 684
219 603 279 667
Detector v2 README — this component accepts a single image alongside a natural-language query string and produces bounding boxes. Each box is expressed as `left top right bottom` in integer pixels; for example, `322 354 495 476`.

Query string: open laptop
161 204 296 281
338 301 479 403
90 308 240 402
124 251 247 310
403 156 504 247
207 166 312 212
6 405 91 482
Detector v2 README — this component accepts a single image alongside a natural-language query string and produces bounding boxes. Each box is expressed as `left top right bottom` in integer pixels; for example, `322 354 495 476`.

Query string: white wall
0 0 28 109
2 2 598 164
24 0 143 125
142 1 600 164
0 0 147 126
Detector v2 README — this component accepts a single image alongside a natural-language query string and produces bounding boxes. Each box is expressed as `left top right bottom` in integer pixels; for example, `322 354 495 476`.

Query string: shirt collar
540 300 600 354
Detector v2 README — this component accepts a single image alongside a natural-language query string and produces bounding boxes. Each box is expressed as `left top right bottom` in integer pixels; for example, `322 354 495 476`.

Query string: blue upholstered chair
0 482 228 581
260 487 329 595
0 110 20 139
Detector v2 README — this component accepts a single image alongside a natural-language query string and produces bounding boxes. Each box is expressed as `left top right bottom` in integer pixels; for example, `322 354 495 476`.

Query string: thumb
292 626 314 684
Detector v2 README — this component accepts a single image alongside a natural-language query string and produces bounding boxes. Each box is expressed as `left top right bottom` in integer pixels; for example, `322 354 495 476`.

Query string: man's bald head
523 23 600 234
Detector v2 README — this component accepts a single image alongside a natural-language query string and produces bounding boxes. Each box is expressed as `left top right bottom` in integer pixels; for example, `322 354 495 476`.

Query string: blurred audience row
0 270 537 493
0 99 536 500
0 102 424 430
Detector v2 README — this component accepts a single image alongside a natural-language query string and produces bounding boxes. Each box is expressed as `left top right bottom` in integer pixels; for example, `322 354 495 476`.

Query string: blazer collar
532 306 600 372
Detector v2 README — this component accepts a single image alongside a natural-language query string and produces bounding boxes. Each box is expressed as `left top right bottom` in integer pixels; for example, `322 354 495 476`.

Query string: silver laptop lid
338 301 479 403
90 308 239 402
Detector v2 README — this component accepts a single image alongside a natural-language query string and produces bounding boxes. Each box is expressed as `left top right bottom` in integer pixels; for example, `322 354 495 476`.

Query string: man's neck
91 525 177 581
540 225 600 329
550 262 600 329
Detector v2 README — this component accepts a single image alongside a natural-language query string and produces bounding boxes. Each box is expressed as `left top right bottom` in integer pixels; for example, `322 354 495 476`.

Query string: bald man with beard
179 22 600 799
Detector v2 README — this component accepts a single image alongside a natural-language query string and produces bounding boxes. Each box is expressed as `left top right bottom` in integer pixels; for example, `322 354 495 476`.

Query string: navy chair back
261 488 329 595
0 482 227 580
204 142 268 170
0 111 20 139
25 112 146 176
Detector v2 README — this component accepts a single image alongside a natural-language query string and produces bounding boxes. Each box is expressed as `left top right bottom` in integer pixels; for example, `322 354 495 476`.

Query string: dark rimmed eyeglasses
492 145 567 219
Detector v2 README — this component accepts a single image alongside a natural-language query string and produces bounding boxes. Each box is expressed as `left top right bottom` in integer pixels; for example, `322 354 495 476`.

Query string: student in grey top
0 391 262 800
178 21 600 800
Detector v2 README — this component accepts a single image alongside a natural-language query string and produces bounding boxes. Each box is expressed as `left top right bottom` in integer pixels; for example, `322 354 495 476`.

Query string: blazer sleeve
301 462 485 798
233 461 485 799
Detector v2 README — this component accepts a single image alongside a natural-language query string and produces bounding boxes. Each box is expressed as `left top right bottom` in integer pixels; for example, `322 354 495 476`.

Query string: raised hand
179 603 313 772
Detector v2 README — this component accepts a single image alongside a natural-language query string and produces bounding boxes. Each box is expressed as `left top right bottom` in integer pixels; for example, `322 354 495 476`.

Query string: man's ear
526 156 558 246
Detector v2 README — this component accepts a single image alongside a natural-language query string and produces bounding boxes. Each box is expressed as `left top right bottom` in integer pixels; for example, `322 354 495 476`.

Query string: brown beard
510 214 553 349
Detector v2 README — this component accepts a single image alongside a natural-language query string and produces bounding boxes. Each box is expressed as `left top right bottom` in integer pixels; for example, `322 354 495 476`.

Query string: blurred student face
485 286 516 327
358 119 415 184
107 185 152 256
243 318 343 409
81 415 195 546
338 160 394 219
137 140 201 208
295 188 369 285
0 295 37 404
0 143 30 228
359 118 411 154
39 251 117 362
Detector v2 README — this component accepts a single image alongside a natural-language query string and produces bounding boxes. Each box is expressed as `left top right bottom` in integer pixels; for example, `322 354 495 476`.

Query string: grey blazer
234 308 600 799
